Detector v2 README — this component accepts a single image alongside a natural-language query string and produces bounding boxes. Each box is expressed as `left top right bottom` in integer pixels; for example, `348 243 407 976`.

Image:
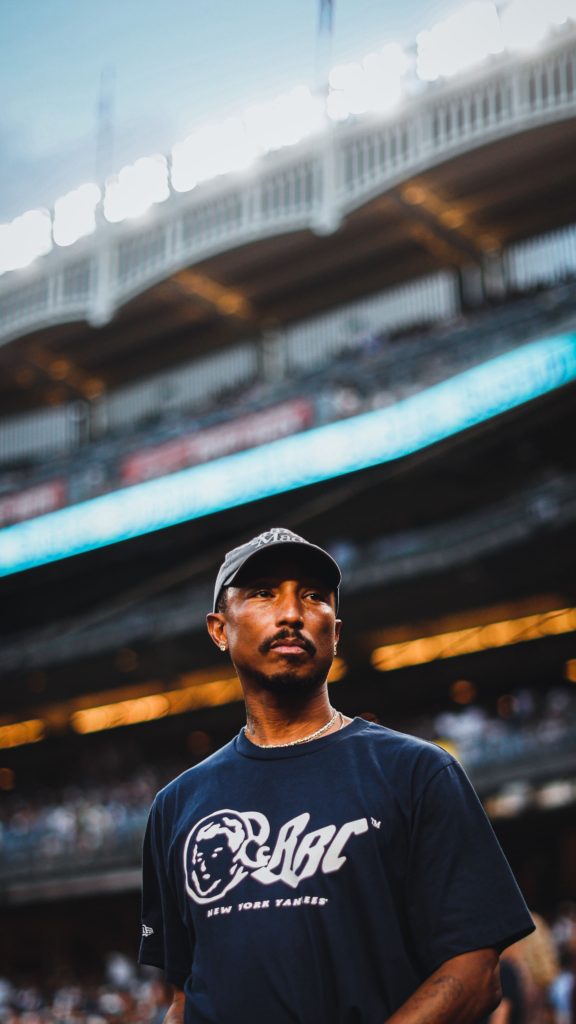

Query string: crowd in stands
1 279 575 524
0 687 574 1021
0 960 169 1024
0 907 574 1022
1 687 575 879
0 768 173 879
431 686 576 774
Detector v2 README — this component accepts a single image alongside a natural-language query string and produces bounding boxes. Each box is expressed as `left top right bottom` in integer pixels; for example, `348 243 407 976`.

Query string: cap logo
254 529 304 549
214 527 340 612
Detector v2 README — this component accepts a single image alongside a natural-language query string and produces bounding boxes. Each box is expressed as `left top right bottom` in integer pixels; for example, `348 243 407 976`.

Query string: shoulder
350 718 454 766
153 736 238 812
346 719 456 801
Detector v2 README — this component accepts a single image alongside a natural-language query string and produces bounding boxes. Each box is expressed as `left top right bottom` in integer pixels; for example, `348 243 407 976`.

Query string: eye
305 590 328 603
250 588 273 598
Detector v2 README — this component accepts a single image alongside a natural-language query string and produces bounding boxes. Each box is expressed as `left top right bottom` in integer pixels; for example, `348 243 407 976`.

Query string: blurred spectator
489 954 526 1024
0 911 574 1022
0 969 170 1024
549 949 575 1024
505 912 559 1024
549 906 576 1024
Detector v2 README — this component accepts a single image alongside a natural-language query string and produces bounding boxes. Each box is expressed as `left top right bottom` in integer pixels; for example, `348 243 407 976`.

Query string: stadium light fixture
534 780 576 810
328 62 368 118
171 87 323 194
548 0 576 24
0 209 52 275
0 663 345 745
416 2 503 81
70 677 244 733
566 658 576 682
499 0 553 52
5 0 576 242
53 183 101 247
371 606 576 671
171 117 257 193
103 154 169 223
327 44 409 122
326 88 350 122
69 663 345 734
243 86 324 153
0 719 45 750
363 45 410 114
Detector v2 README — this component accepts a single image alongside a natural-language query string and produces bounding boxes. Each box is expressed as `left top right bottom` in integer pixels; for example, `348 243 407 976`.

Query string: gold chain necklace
245 708 342 749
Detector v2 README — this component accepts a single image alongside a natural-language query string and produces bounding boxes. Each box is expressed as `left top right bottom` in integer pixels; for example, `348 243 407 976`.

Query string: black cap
213 528 341 612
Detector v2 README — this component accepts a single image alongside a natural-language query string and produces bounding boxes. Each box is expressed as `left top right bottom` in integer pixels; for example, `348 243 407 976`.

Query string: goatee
250 665 327 695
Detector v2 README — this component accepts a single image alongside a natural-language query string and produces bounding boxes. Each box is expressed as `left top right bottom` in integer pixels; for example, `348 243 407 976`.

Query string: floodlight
328 62 371 117
326 89 351 122
499 0 552 51
0 209 52 275
53 183 101 247
243 86 323 153
547 0 576 23
103 154 169 223
381 42 411 79
362 45 408 113
0 225 11 276
171 117 256 193
328 44 409 121
171 135 199 192
417 2 503 81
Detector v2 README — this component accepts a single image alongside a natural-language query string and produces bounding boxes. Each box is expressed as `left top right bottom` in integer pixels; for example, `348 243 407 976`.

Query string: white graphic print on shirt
183 809 369 905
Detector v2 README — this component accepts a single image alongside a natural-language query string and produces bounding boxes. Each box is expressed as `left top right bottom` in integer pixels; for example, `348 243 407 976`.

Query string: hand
163 988 185 1024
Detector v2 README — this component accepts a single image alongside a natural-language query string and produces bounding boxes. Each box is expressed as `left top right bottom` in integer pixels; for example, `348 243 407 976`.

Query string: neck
243 686 336 747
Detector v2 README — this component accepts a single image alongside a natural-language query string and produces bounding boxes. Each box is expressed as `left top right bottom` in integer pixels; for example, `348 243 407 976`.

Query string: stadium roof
1 21 576 415
2 115 576 416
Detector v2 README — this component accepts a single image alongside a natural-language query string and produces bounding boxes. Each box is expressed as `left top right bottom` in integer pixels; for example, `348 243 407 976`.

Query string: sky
1 0 456 222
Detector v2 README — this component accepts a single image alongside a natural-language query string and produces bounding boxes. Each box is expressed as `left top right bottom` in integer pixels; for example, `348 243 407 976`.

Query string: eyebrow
238 577 333 595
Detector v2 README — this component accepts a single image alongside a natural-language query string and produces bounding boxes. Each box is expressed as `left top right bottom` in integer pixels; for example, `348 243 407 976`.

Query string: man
140 527 534 1023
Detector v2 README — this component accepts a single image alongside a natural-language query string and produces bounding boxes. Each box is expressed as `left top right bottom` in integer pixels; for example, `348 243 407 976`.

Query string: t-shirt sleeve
405 761 534 976
138 797 194 988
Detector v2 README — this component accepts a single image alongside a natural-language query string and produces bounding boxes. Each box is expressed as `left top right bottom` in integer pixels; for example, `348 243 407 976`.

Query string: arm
488 998 511 1024
163 987 185 1024
386 948 502 1024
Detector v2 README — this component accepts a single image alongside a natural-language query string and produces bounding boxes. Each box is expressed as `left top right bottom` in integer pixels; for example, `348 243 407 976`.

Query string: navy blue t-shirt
139 718 534 1023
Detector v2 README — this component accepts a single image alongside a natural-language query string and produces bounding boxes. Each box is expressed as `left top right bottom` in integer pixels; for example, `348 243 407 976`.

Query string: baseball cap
213 528 341 612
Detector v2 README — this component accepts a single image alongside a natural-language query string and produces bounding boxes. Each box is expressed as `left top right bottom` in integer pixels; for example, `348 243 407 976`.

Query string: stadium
1 1 576 1020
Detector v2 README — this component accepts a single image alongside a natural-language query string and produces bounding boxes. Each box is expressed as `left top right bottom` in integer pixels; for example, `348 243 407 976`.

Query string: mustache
259 629 316 656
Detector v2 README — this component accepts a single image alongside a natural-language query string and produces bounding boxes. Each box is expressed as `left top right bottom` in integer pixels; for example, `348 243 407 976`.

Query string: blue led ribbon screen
1 333 575 577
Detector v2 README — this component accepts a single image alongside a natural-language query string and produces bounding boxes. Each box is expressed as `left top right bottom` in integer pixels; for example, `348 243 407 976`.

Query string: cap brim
221 540 341 604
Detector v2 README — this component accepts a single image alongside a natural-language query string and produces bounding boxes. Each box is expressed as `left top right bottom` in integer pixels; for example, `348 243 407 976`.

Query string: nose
275 583 304 627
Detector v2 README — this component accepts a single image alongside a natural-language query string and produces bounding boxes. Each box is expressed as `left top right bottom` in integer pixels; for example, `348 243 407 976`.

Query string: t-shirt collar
235 717 366 759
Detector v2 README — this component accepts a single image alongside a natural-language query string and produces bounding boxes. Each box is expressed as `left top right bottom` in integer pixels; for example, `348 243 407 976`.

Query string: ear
206 612 227 651
334 619 342 645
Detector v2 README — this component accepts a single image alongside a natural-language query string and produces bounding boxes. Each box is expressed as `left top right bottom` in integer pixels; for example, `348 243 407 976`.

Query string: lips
271 638 308 653
260 631 316 657
268 634 313 656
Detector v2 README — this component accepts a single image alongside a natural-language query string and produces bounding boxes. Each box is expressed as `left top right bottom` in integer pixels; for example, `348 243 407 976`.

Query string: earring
219 643 227 652
334 645 338 655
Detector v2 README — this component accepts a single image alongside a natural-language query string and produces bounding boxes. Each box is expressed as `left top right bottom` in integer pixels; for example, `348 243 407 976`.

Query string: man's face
192 833 236 896
212 553 341 693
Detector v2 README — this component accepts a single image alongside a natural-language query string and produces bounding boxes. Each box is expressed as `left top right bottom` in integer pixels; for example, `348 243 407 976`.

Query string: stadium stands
1 690 574 886
1 270 575 526
1 0 575 1004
